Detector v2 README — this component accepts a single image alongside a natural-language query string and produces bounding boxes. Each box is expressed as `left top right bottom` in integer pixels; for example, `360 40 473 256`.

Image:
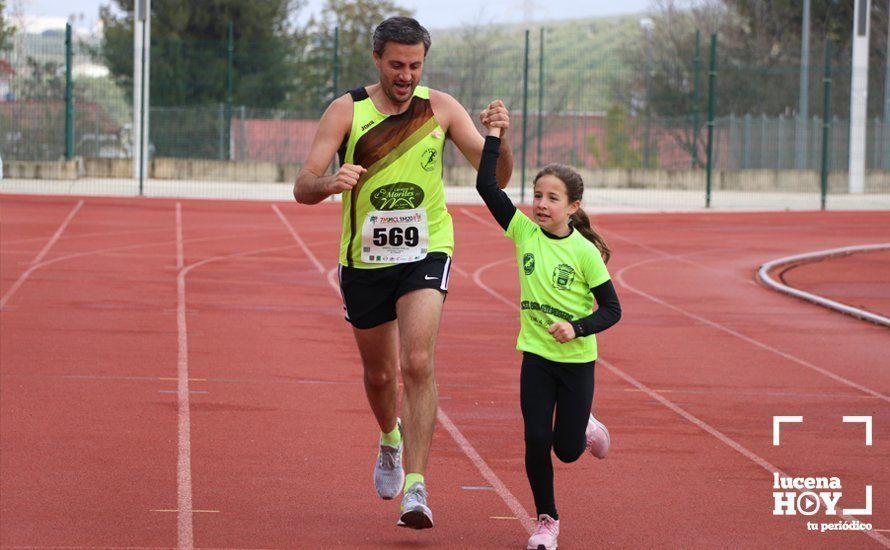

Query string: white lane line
587 221 890 401
1 230 284 311
275 209 534 535
437 409 534 534
614 254 889 403
469 256 890 548
758 243 890 327
176 205 184 271
601 229 760 288
272 204 325 274
174 203 194 550
172 235 305 549
460 209 887 400
1 199 83 308
460 207 494 228
599 356 888 547
472 257 516 309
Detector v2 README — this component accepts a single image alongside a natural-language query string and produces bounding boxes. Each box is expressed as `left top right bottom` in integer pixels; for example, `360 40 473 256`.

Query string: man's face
373 42 426 104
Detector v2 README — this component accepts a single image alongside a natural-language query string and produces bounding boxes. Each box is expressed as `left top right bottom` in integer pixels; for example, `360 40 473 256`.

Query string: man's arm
294 95 365 204
430 92 513 189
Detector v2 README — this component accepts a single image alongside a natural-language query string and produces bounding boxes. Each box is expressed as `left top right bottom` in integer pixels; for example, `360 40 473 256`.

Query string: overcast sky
13 0 653 32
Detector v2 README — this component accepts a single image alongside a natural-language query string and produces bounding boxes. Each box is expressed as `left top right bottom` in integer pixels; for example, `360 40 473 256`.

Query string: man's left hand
480 100 510 137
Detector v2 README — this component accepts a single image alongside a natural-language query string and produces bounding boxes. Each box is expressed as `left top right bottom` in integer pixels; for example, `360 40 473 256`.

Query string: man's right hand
325 163 367 195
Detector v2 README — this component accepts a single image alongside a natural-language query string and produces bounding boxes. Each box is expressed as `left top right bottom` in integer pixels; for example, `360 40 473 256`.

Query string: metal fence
1 22 888 209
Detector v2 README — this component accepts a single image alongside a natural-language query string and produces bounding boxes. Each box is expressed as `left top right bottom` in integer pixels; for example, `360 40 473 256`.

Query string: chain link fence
1 22 888 208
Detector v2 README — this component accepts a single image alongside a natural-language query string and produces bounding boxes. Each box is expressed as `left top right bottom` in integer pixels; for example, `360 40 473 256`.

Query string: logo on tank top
523 253 535 275
361 119 376 132
369 182 425 210
552 264 575 290
420 148 438 172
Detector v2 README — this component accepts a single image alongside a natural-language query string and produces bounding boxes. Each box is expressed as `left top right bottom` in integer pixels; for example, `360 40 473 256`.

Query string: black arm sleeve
476 135 516 231
571 280 622 338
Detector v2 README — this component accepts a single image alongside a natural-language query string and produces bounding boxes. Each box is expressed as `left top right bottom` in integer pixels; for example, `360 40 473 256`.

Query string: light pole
883 0 890 169
796 0 810 169
133 0 151 194
848 0 871 193
640 18 654 169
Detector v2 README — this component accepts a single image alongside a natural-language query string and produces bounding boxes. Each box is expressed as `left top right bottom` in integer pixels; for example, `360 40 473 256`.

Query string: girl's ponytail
570 208 611 264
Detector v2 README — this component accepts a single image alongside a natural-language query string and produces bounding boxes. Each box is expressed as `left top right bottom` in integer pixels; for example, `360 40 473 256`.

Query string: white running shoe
397 482 434 529
373 419 404 499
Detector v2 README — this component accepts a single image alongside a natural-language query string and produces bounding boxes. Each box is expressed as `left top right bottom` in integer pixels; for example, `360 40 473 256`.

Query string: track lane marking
1 199 83 308
614 254 889 403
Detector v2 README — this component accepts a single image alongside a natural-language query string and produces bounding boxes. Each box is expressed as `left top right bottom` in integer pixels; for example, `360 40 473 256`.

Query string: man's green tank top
337 86 452 269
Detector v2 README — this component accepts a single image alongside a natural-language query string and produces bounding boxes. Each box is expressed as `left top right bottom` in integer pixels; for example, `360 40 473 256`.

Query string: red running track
1 195 888 549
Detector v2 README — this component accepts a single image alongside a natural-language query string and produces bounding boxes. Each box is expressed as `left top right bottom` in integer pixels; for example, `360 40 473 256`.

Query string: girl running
476 120 621 550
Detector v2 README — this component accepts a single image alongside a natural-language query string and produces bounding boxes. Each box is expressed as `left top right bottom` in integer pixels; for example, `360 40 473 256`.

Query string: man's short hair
373 17 431 56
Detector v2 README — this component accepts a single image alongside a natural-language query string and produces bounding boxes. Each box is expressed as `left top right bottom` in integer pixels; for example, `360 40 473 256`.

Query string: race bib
361 208 429 263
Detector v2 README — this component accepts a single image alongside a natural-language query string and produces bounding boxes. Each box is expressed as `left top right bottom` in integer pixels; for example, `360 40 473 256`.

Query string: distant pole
226 21 234 160
881 0 890 170
64 23 74 160
820 40 833 210
705 33 717 208
692 29 701 168
849 0 871 193
641 18 654 168
521 29 530 203
536 27 544 167
329 27 340 176
332 26 339 101
796 0 810 169
133 0 151 194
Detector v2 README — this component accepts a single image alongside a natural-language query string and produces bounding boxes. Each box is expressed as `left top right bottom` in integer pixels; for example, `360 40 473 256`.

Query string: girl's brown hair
534 164 611 263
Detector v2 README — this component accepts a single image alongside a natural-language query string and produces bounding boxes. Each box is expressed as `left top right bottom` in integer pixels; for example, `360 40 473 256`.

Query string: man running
294 16 513 529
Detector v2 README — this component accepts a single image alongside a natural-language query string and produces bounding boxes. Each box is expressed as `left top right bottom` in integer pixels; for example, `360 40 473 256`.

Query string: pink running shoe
527 514 559 550
586 413 611 459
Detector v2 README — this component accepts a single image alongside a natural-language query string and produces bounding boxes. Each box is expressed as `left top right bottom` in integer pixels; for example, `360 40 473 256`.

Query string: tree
97 0 302 108
425 17 516 113
625 0 889 120
0 0 14 52
589 103 646 169
719 0 888 117
14 57 65 99
616 0 888 167
288 0 413 113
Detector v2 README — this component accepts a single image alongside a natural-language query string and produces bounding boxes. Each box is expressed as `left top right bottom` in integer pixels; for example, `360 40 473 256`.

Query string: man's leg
395 288 444 477
353 320 406 499
352 321 399 434
393 288 443 529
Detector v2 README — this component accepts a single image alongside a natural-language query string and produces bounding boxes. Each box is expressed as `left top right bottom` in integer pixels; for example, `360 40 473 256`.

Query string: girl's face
532 174 580 235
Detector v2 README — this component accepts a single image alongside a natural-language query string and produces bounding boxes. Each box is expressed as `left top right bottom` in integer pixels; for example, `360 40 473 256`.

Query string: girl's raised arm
475 128 517 231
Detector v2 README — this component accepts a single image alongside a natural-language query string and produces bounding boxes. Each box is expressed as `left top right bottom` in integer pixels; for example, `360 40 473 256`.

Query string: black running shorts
338 252 452 329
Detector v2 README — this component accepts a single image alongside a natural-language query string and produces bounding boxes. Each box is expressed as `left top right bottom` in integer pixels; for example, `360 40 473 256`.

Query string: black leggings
520 352 595 520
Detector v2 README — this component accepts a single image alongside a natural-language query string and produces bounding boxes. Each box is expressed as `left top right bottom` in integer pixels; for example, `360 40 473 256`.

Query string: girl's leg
520 352 559 518
552 361 595 464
